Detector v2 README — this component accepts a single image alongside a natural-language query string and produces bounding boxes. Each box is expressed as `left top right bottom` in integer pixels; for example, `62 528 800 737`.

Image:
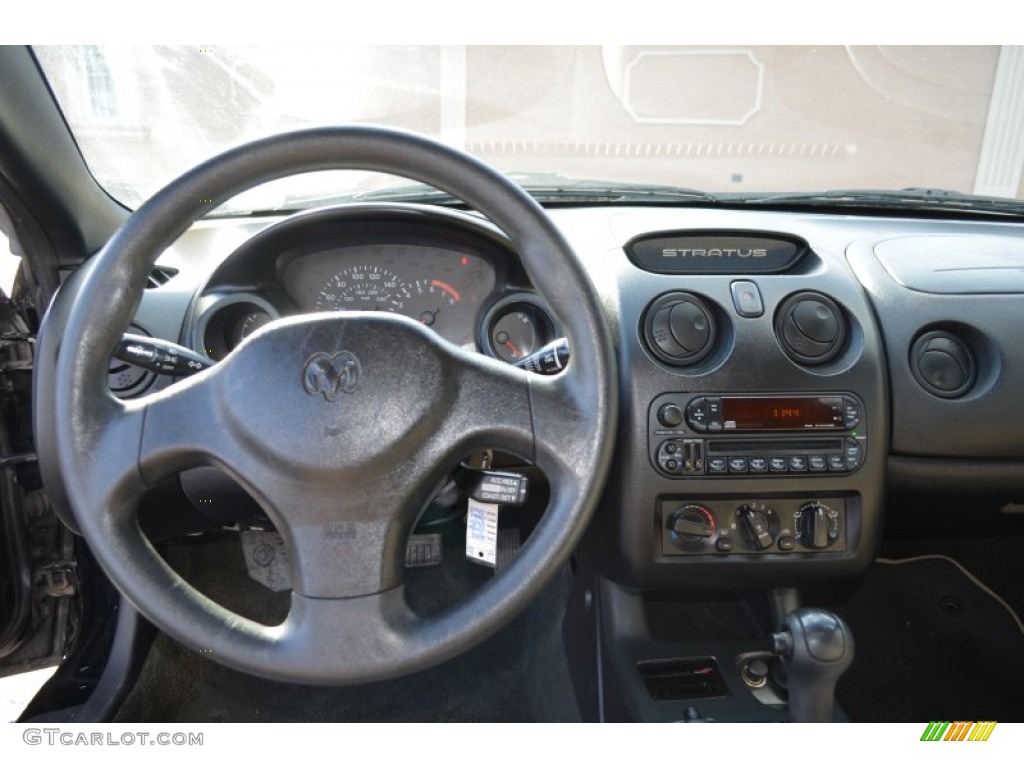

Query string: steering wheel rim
51 126 617 684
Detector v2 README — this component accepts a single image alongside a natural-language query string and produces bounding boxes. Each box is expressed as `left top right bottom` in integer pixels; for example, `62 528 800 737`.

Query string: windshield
32 45 1023 213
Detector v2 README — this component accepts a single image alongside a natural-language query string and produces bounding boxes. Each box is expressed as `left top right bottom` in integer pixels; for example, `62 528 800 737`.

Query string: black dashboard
119 201 1024 592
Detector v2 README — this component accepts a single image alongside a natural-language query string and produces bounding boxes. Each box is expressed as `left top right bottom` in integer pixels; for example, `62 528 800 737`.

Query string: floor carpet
832 554 1024 722
114 533 580 722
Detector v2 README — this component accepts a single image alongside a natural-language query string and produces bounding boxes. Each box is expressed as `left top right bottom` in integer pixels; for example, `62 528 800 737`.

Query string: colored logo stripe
971 722 997 741
920 721 996 741
944 722 972 741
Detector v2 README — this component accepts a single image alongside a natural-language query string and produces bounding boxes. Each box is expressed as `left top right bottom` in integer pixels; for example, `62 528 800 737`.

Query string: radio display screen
721 396 845 431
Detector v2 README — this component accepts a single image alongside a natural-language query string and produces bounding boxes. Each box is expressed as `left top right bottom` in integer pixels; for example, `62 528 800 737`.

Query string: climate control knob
736 502 777 550
668 504 716 550
796 502 841 549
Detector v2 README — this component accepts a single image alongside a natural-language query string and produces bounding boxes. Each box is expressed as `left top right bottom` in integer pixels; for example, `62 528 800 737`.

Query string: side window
0 217 23 299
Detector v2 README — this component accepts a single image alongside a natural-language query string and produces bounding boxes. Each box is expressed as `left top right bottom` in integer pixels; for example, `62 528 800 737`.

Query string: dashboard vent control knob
775 292 847 365
669 301 711 352
643 292 718 366
910 330 976 398
792 299 840 343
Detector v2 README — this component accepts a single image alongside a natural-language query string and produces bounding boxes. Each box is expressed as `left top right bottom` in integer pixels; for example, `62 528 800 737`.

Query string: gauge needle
504 340 521 358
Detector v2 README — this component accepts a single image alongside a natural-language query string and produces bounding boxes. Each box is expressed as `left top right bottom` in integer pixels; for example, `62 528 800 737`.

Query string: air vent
775 291 848 365
910 330 976 398
145 266 179 289
643 292 717 366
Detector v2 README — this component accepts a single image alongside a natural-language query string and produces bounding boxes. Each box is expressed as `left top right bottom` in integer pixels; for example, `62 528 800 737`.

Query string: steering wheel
48 127 617 684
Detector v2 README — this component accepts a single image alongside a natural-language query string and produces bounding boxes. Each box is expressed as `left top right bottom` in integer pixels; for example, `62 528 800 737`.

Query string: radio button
828 454 847 472
658 403 685 428
665 459 678 471
808 455 828 472
728 457 748 473
768 456 789 473
843 397 861 429
708 457 729 474
748 457 768 473
788 456 808 472
706 398 723 432
685 398 708 431
845 440 863 469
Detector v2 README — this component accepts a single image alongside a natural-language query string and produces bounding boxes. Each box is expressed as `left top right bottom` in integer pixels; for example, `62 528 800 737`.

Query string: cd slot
707 438 844 455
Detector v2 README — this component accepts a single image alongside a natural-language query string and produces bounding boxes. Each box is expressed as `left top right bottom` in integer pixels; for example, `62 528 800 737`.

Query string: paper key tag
466 498 500 568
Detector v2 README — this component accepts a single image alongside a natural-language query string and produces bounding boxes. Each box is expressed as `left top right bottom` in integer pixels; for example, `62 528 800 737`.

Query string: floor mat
832 555 1024 722
113 535 580 722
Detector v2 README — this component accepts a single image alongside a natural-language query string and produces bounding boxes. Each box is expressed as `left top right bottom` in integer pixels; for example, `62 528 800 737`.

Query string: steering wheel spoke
526 371 594 491
136 367 236 483
437 347 536 462
64 394 150 527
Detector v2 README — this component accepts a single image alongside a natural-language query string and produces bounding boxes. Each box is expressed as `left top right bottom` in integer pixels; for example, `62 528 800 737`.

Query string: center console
558 209 889 722
581 216 887 591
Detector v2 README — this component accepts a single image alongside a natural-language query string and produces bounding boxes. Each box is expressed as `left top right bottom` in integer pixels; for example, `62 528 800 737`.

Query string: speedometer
283 238 498 349
314 265 409 311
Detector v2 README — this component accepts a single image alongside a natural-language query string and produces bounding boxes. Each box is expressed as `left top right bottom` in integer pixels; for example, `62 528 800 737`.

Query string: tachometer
405 278 461 327
314 265 409 311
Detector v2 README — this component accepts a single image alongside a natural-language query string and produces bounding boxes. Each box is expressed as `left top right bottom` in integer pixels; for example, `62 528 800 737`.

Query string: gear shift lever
772 607 854 722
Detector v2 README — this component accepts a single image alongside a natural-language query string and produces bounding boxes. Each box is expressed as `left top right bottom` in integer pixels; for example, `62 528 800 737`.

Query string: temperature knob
796 502 841 549
736 502 777 550
668 504 716 550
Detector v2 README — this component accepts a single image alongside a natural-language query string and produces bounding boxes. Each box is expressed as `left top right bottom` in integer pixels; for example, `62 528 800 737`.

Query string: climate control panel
660 497 849 556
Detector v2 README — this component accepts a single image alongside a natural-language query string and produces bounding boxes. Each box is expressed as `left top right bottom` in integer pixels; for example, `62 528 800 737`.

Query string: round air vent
775 292 847 365
643 292 717 366
910 330 976 398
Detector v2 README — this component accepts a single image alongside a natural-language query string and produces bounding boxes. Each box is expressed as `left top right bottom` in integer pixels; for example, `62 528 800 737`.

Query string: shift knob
773 607 854 722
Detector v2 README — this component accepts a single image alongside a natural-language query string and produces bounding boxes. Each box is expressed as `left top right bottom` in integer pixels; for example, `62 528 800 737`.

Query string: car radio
649 393 866 478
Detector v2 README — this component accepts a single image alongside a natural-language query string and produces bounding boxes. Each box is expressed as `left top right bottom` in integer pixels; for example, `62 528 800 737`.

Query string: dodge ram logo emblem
302 351 362 401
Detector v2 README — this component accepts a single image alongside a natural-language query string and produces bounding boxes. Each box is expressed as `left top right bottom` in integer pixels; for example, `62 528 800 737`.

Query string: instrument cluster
282 242 496 351
190 210 560 365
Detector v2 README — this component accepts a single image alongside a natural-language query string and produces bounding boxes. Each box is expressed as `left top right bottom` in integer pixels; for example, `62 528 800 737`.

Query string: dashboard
117 200 1024 592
